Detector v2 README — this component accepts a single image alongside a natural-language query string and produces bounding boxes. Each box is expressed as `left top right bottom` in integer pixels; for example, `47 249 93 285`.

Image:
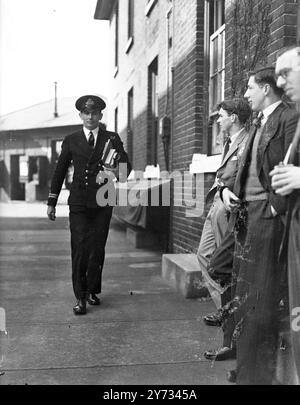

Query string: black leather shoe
87 294 100 306
203 309 224 327
227 369 237 383
204 347 236 361
73 298 87 315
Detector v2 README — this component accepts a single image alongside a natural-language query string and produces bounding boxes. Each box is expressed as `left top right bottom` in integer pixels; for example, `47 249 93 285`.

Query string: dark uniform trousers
69 205 113 299
220 104 299 384
232 200 284 385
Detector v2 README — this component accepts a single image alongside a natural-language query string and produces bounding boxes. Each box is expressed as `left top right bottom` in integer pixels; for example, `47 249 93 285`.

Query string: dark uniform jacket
47 127 131 208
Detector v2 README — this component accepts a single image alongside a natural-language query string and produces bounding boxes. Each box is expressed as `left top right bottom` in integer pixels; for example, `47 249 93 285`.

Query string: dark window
148 57 159 165
128 0 134 39
114 107 118 133
127 88 134 163
209 0 225 35
209 0 225 113
205 0 225 155
115 1 119 69
10 155 25 200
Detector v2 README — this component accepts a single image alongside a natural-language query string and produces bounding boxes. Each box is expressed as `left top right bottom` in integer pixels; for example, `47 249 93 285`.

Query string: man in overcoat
47 95 131 315
221 67 299 384
271 46 300 384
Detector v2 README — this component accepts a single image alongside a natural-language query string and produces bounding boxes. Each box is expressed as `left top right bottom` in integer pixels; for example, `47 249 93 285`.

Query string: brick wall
101 0 299 255
170 0 208 253
225 0 299 98
107 0 174 172
105 0 209 254
268 0 298 63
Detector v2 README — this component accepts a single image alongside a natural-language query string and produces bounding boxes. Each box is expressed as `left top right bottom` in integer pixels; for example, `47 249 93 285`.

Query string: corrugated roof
0 96 107 131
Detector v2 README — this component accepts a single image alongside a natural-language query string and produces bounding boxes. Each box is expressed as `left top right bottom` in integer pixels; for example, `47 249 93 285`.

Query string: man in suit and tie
196 98 252 361
47 95 131 315
221 67 299 384
271 46 300 383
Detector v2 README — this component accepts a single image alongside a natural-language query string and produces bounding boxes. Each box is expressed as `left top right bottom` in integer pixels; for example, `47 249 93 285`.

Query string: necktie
254 112 264 129
88 132 95 148
223 137 231 159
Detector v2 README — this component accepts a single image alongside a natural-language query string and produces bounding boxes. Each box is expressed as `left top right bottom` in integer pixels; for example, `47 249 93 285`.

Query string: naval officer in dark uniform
47 95 131 315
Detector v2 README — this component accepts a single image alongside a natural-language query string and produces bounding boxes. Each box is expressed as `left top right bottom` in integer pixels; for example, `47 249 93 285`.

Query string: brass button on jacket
47 128 132 208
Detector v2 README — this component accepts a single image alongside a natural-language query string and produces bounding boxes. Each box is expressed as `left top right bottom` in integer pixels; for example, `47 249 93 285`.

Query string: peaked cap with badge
47 95 131 209
75 95 106 112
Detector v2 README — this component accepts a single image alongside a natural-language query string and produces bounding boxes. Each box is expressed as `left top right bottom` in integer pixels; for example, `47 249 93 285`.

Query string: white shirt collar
229 127 244 146
83 126 99 143
261 101 282 125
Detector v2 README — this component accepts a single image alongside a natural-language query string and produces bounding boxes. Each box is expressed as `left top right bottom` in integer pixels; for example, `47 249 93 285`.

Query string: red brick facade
168 0 206 252
225 0 299 98
95 0 299 254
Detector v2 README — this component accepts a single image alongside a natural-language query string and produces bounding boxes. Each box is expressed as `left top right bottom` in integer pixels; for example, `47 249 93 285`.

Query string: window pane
207 0 226 155
115 1 119 67
217 74 222 106
210 74 218 111
114 108 118 133
219 36 223 71
211 116 223 155
216 0 225 29
128 0 134 39
221 28 225 69
210 36 218 75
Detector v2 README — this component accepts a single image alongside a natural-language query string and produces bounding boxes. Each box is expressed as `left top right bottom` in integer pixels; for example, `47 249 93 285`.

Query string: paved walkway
0 200 69 218
0 202 234 385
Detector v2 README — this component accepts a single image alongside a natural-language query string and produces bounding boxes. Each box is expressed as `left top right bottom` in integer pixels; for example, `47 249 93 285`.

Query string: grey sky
0 0 110 116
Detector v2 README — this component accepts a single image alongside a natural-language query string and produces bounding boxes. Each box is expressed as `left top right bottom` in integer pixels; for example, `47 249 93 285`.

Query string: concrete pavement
0 202 234 385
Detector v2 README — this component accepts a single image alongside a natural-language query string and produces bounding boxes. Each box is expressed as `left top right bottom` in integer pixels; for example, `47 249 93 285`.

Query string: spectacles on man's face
276 68 293 81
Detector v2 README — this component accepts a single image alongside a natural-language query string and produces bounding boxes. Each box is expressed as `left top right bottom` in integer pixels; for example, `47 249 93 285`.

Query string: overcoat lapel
289 119 300 164
89 128 110 163
233 125 257 197
220 129 248 169
279 119 300 260
205 129 248 204
256 104 284 174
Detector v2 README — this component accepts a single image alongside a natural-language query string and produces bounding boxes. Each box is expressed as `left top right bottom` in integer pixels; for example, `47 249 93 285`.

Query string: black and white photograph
0 0 300 389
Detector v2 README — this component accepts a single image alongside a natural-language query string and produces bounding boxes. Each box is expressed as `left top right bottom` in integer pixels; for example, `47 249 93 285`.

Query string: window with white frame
114 1 119 74
127 88 134 163
209 25 225 113
206 0 225 155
